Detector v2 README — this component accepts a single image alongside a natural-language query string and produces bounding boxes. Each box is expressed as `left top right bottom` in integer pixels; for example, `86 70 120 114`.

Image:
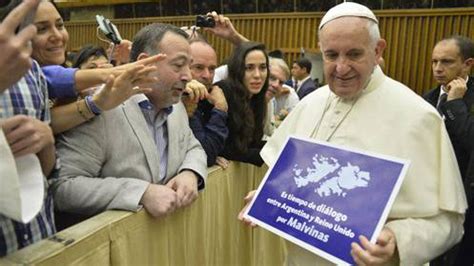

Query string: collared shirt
138 98 173 181
0 61 56 257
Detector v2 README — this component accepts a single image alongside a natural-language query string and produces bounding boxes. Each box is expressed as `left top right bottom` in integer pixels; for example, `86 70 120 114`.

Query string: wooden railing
0 163 287 266
65 8 474 95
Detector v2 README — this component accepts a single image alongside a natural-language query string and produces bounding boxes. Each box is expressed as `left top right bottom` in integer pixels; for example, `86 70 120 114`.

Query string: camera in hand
195 15 215 28
96 15 122 45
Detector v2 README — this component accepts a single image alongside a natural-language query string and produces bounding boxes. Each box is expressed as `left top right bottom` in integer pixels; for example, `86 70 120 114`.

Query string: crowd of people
0 0 473 265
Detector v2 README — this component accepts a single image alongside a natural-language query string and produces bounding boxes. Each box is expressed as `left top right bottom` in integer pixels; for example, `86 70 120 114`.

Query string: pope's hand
350 227 397 265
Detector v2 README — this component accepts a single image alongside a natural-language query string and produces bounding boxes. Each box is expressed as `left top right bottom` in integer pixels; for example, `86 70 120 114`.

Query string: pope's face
319 17 385 99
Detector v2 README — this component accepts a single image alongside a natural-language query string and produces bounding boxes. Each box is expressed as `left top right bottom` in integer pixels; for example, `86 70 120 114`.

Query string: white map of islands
292 154 371 197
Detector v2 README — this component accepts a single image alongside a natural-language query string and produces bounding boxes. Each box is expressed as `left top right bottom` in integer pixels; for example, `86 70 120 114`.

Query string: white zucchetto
319 2 378 30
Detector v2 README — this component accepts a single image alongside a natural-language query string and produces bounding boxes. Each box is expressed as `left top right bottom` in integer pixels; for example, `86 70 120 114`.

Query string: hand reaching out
92 63 159 111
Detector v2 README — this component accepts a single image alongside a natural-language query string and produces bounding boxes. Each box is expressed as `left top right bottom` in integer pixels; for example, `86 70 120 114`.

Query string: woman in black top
216 42 269 166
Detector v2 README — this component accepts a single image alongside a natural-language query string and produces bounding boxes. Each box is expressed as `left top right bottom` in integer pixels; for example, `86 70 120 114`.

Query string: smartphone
96 14 122 44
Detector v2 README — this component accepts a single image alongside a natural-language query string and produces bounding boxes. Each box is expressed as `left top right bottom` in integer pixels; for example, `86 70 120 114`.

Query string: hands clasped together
140 170 199 218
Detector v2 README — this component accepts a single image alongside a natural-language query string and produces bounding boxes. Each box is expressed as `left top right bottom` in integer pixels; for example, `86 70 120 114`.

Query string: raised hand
204 11 249 45
0 0 40 92
446 77 467 101
92 63 158 111
108 39 132 65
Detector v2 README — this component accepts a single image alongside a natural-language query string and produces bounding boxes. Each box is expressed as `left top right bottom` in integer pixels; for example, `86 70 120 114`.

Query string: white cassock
261 66 467 265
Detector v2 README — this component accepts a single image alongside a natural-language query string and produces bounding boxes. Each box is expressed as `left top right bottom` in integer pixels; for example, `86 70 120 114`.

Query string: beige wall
69 6 114 21
64 8 474 95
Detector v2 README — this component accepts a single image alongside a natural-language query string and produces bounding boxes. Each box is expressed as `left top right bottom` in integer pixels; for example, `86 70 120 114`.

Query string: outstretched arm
50 59 160 134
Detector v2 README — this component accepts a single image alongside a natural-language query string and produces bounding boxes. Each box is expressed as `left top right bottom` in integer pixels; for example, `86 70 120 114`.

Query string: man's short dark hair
268 49 284 59
294 58 312 74
129 23 189 62
441 35 474 61
72 45 107 68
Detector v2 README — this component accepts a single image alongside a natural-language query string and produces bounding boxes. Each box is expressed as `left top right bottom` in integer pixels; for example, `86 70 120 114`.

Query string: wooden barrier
0 163 287 266
65 8 474 95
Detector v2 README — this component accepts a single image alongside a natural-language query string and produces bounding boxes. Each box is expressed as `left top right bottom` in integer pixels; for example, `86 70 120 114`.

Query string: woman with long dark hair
216 42 269 166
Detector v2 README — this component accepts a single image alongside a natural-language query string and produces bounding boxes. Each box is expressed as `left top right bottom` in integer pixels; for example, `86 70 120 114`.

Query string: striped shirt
0 61 56 257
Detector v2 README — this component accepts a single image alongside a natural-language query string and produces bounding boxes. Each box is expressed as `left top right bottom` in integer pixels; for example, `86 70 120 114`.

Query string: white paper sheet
0 130 44 223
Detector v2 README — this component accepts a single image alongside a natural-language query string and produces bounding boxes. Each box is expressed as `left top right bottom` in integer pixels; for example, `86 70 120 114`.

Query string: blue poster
245 136 409 265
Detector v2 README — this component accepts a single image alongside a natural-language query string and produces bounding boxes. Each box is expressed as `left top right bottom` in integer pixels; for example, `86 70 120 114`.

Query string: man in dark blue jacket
290 58 318 99
423 35 474 265
185 39 229 167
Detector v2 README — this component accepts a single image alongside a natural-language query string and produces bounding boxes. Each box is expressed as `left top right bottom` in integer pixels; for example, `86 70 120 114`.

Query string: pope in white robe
250 2 467 265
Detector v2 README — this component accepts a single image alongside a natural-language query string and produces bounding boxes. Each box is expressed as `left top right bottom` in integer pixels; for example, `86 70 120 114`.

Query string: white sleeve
385 211 464 265
212 65 228 84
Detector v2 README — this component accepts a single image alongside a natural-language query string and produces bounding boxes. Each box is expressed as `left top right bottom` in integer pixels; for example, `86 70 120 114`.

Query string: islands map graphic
293 154 371 198
246 136 409 265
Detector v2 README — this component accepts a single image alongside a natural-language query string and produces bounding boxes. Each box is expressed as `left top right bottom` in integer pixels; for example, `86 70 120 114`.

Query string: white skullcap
319 2 378 30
